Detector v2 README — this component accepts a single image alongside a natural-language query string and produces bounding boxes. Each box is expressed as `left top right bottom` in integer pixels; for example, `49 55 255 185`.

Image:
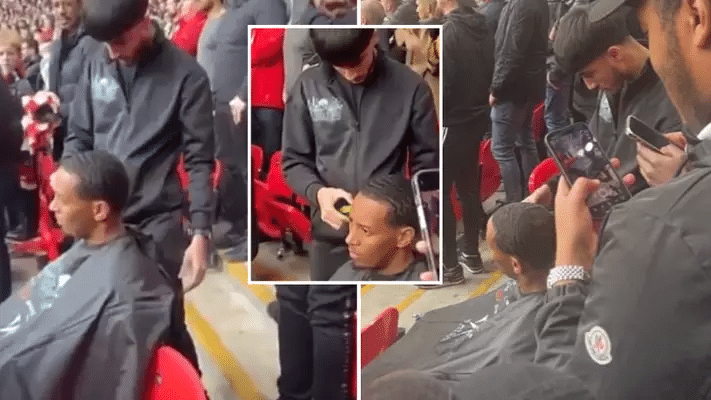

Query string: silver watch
547 265 587 288
190 228 212 239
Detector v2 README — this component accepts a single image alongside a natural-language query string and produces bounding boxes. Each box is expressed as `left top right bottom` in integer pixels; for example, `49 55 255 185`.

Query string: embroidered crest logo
599 95 613 123
585 325 612 365
307 97 344 122
91 76 120 102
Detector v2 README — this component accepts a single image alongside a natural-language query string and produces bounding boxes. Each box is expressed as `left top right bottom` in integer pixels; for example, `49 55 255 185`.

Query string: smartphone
334 198 352 217
545 123 632 219
626 115 670 153
411 168 440 279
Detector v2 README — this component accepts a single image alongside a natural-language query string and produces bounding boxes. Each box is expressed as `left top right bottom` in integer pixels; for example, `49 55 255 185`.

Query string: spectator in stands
361 0 387 24
300 0 358 24
36 14 54 43
437 0 493 287
251 28 285 175
489 0 548 203
171 0 208 57
554 5 683 192
330 174 428 281
0 150 176 399
66 0 216 368
417 0 443 24
208 0 287 260
0 29 30 94
532 0 711 396
383 0 420 24
20 38 40 71
362 203 561 387
195 0 224 92
0 80 23 304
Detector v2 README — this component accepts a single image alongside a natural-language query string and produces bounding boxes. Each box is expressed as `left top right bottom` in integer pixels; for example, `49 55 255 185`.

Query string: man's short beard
660 18 710 132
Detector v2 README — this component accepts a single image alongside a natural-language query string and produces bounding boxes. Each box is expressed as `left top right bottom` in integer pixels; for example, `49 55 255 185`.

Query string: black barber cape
330 257 429 282
362 280 558 387
0 229 174 399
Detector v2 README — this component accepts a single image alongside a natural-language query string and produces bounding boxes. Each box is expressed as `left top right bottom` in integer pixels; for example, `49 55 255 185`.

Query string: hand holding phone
625 115 672 153
545 123 631 219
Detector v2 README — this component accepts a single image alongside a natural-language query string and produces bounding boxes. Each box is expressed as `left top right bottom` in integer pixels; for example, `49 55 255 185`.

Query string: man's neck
442 3 458 15
517 270 548 293
85 222 126 246
375 249 415 276
627 41 650 81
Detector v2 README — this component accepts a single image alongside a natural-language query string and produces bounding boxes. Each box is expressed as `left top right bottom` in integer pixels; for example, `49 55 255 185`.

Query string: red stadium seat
451 139 501 221
361 307 399 368
143 346 207 400
531 102 547 142
266 151 309 208
528 158 559 193
251 144 264 181
265 198 312 243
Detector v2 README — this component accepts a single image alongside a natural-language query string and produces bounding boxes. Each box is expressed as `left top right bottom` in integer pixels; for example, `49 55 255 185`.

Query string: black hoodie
442 7 494 126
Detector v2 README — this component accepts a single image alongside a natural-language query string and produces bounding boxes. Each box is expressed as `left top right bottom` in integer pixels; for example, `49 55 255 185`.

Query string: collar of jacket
622 58 657 97
322 47 385 87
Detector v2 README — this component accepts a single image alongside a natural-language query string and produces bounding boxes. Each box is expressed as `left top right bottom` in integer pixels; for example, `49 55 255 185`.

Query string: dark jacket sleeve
0 81 23 168
409 80 440 174
63 63 95 157
534 281 589 369
490 1 535 98
281 80 325 205
180 70 215 230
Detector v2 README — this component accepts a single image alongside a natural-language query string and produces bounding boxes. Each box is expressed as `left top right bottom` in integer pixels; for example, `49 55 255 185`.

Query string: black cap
452 363 596 400
589 0 628 22
82 0 149 42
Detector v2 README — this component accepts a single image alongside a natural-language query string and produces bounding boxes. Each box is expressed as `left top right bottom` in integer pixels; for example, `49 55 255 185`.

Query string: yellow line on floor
395 287 425 313
360 285 374 296
467 271 503 299
184 302 268 400
225 261 276 304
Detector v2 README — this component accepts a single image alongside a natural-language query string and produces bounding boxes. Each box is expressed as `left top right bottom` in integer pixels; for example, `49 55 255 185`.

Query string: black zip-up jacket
442 7 494 126
478 0 506 36
490 0 549 104
534 139 711 399
298 2 358 24
282 50 439 243
64 23 215 230
0 80 23 169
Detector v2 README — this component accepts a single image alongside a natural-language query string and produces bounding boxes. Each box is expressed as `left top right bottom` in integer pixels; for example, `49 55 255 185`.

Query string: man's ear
396 226 416 249
606 45 623 64
687 0 711 48
511 256 524 277
92 200 111 222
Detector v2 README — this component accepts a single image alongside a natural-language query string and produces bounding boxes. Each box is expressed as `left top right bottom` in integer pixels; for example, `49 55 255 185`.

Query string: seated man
331 174 428 281
553 5 683 193
362 203 564 386
0 151 175 399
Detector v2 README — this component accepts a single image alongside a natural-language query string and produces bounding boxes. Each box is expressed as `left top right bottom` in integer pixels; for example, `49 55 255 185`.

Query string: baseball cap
82 0 149 42
452 363 596 400
590 0 646 21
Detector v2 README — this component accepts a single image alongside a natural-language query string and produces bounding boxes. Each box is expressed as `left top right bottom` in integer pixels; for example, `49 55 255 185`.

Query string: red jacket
171 10 208 57
250 28 285 110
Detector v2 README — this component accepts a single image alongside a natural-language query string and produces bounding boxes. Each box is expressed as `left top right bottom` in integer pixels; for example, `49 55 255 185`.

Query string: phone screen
545 123 631 219
412 169 440 278
627 116 670 152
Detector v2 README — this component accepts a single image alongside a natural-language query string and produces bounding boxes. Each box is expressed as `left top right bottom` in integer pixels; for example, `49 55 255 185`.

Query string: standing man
64 0 215 366
437 0 494 286
0 80 23 303
278 28 438 400
209 0 287 259
489 0 549 203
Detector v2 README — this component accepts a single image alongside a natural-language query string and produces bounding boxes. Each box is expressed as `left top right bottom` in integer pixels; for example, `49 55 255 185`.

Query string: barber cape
362 279 547 387
0 228 175 399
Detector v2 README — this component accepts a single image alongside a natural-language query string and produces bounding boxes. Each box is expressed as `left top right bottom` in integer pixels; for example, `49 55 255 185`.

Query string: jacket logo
91 76 120 102
585 325 612 365
307 96 344 122
599 95 612 124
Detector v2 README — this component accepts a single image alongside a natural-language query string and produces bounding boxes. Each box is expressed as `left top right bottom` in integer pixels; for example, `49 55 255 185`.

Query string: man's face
0 45 19 76
107 19 150 63
345 194 407 268
381 0 398 14
637 0 709 132
579 54 627 93
52 0 80 31
486 220 517 280
21 42 37 60
49 168 97 239
333 34 378 84
315 0 352 19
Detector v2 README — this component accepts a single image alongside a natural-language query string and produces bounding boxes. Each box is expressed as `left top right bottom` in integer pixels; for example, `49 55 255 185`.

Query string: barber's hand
554 176 600 271
415 240 439 281
489 94 497 107
180 234 210 293
229 95 246 126
316 187 352 230
523 184 553 207
636 132 687 186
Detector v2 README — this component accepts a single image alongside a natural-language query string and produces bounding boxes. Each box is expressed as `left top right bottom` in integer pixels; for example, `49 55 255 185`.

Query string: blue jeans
545 73 573 134
491 101 540 203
